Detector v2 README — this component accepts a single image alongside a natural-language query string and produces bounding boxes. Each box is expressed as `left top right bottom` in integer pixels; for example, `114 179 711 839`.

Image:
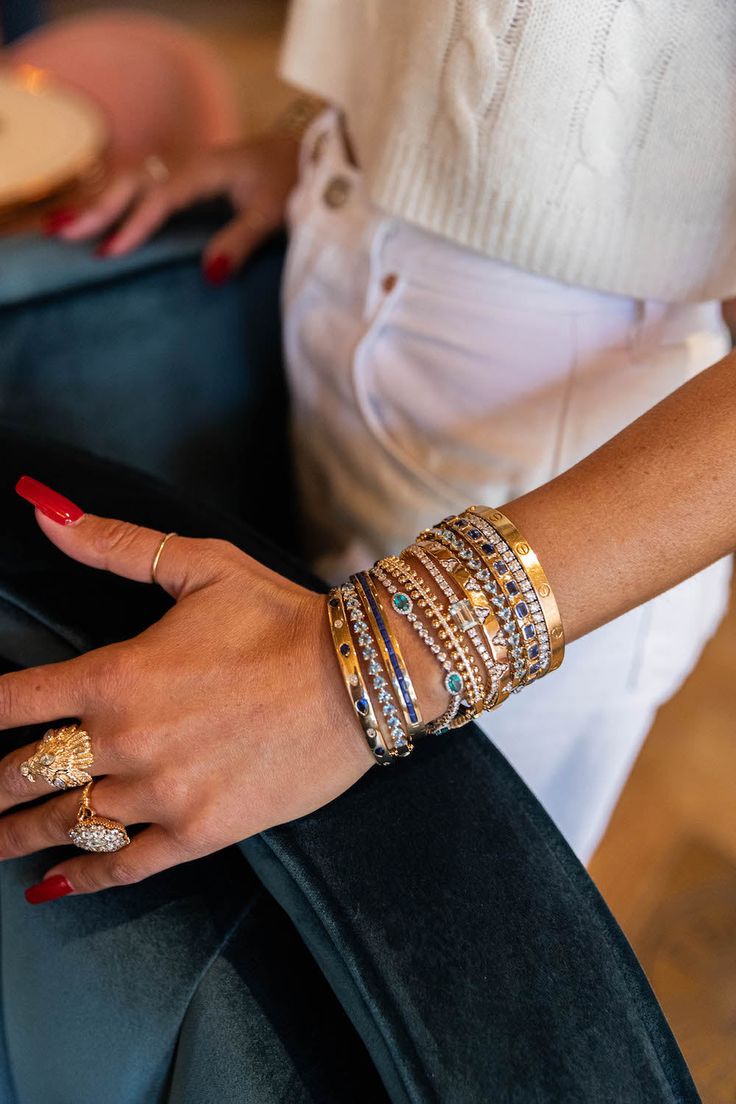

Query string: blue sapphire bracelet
327 588 393 766
353 572 423 752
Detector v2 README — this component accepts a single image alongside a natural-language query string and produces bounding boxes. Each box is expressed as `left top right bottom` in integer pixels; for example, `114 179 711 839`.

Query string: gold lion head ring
151 531 177 585
20 722 94 791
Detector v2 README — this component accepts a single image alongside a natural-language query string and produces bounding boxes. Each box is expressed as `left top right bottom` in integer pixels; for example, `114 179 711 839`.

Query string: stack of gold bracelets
328 507 564 764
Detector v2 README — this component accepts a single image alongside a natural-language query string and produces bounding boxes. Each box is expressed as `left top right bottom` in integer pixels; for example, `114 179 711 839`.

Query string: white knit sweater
280 0 736 302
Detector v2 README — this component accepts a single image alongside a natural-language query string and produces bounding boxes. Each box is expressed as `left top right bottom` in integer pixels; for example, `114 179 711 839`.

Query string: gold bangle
341 581 410 757
442 514 549 685
352 572 423 746
327 588 393 766
371 563 465 732
467 507 565 674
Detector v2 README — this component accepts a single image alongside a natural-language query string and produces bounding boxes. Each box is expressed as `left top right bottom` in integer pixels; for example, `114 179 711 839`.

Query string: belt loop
630 298 667 355
298 106 336 175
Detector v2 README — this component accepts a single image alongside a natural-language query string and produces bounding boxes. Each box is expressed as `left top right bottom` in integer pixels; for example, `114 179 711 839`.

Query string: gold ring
245 208 269 231
68 781 130 853
151 532 177 585
142 154 170 184
19 723 94 790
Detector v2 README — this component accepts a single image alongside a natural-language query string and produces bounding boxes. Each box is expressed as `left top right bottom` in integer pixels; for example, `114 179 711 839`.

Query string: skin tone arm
391 347 736 717
513 346 736 639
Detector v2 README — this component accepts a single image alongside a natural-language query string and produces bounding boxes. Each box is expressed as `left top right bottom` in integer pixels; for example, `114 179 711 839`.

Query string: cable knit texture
281 0 736 302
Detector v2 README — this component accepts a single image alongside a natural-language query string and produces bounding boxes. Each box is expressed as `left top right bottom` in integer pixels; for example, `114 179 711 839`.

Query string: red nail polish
15 476 84 525
94 235 116 258
204 254 233 286
25 875 74 905
43 208 76 235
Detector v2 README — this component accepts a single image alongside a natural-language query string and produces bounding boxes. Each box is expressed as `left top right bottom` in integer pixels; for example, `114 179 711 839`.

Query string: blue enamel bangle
353 571 423 750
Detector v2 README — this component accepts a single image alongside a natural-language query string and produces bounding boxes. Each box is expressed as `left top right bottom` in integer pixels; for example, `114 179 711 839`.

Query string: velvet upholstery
0 217 291 529
0 429 700 1103
1 0 43 44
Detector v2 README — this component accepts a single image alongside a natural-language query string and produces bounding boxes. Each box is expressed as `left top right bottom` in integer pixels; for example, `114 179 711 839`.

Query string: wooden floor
50 2 736 1098
590 581 736 1103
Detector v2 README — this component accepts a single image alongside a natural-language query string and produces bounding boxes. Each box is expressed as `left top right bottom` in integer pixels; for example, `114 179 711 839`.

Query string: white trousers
283 112 733 863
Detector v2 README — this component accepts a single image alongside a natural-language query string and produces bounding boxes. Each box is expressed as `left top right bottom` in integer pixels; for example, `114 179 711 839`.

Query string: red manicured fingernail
15 476 84 525
25 875 74 905
94 235 116 257
204 254 233 286
43 208 76 235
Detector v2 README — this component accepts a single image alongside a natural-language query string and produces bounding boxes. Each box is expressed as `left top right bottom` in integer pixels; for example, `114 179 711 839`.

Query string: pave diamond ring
68 781 130 853
142 154 170 185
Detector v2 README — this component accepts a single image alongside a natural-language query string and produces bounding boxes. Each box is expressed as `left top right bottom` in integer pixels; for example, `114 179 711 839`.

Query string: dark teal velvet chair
1 0 43 44
0 219 291 533
0 428 701 1103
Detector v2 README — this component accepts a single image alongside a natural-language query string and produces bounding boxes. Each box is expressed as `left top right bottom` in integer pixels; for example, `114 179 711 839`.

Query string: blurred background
6 2 736 1099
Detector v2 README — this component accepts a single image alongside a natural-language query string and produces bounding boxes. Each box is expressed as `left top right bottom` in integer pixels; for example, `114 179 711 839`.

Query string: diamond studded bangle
418 524 529 689
434 518 543 687
327 588 393 766
371 561 465 734
408 542 511 710
465 507 564 673
452 512 559 682
341 581 411 758
376 556 485 724
353 571 422 750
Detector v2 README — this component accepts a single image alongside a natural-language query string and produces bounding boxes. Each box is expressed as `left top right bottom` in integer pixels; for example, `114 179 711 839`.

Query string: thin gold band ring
151 532 177 585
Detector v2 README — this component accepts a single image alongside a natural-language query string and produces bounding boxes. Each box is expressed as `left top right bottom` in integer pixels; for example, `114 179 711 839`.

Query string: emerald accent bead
392 592 413 616
445 672 464 695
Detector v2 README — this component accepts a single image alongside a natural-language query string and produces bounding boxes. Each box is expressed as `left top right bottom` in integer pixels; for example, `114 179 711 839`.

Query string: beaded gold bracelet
408 542 511 710
371 560 466 733
377 555 486 723
352 571 423 750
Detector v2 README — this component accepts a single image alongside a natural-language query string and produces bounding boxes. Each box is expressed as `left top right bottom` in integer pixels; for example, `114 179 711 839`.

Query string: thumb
15 476 205 598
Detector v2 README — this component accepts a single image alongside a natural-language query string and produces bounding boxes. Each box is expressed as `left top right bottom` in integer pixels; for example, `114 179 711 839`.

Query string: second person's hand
44 131 301 284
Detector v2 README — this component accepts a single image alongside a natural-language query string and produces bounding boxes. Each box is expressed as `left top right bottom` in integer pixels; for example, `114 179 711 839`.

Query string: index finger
54 171 141 241
0 655 89 732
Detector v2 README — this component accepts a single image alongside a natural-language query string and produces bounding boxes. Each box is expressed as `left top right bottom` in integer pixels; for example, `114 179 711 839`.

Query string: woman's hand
0 485 373 901
45 131 301 283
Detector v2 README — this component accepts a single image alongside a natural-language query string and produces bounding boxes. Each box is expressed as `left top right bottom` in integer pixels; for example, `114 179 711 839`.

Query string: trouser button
323 175 351 208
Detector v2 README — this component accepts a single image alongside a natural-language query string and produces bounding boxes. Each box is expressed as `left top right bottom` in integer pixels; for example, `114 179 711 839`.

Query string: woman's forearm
505 348 736 643
390 348 735 721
